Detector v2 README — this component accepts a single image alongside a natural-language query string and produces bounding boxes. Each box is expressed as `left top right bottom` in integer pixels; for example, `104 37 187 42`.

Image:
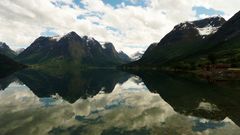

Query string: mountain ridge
124 11 240 70
17 31 131 67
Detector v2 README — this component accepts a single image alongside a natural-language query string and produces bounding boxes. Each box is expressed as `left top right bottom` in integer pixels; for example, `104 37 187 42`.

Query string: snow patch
85 36 95 49
50 35 62 41
86 37 94 42
196 25 220 36
118 50 123 54
197 101 220 112
131 51 144 61
181 23 187 29
99 42 106 49
101 44 106 49
85 36 96 47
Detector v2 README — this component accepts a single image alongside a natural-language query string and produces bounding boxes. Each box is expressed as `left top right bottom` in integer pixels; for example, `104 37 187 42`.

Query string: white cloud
0 0 239 55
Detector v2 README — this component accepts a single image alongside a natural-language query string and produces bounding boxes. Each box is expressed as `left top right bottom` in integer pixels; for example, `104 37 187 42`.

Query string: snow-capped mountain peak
131 51 144 61
49 32 79 42
193 16 225 36
172 16 226 36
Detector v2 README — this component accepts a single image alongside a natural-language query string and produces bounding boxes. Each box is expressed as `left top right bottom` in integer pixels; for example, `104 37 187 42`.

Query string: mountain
131 51 144 61
210 12 240 44
118 51 132 62
174 11 240 68
17 32 131 67
100 42 131 63
194 11 240 66
0 54 25 78
126 16 227 68
0 42 17 58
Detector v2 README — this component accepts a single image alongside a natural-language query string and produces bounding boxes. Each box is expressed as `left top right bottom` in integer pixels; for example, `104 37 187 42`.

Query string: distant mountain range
131 51 144 61
125 10 240 69
17 31 131 67
15 48 25 55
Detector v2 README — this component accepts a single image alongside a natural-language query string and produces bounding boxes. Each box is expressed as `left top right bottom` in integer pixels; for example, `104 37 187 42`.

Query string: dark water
0 69 240 135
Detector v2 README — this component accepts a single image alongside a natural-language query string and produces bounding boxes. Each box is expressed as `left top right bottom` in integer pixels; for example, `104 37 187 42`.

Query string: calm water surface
0 69 240 135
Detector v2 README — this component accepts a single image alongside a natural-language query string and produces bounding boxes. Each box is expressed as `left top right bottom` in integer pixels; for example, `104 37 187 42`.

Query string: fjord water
0 69 240 135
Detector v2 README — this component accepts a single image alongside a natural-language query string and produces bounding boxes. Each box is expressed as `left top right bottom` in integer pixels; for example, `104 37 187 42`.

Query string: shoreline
121 67 240 81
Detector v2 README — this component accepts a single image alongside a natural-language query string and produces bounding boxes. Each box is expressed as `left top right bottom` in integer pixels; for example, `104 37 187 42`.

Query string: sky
0 0 239 55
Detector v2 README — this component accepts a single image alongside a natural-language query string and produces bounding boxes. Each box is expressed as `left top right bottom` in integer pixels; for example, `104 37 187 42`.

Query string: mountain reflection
0 69 131 103
132 71 240 127
0 76 239 135
0 69 240 135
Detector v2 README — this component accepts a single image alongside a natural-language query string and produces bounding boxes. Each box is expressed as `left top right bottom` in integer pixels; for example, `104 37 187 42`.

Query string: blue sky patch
193 6 224 17
51 1 67 8
51 1 75 8
41 28 58 37
73 0 85 9
102 0 148 8
77 11 104 20
106 26 119 32
92 22 101 26
106 26 123 35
